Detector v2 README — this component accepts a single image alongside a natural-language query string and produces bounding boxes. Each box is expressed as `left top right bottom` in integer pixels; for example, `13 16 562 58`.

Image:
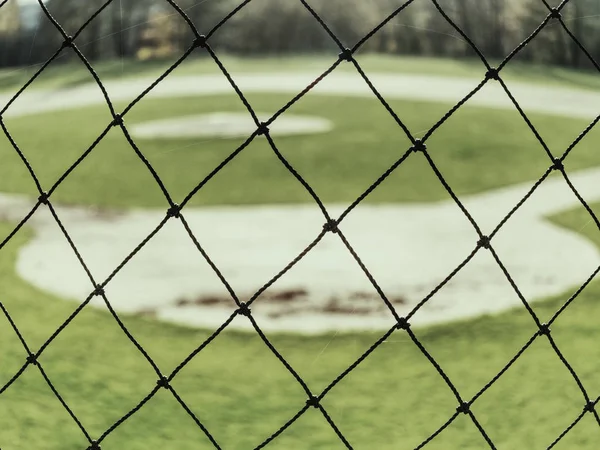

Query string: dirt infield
2 72 599 333
0 163 596 333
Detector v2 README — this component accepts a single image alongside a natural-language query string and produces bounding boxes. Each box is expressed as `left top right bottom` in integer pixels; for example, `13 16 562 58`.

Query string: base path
1 72 599 333
3 72 600 120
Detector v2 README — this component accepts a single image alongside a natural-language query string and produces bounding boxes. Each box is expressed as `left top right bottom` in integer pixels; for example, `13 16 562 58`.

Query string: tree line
1 0 599 71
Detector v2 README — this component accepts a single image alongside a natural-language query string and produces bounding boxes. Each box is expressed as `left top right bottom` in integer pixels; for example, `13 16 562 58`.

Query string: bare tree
486 0 506 58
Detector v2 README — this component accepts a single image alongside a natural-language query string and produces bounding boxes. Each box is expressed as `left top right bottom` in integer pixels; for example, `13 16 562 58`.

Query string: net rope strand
0 0 598 448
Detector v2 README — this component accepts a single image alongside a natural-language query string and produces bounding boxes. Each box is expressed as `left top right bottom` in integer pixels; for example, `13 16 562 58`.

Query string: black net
0 0 599 449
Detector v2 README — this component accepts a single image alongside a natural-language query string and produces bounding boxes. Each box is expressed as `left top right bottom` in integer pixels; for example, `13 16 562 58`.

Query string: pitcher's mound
130 112 333 139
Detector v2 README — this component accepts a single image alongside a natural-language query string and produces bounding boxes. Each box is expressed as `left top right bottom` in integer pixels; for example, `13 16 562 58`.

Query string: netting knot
257 122 269 136
396 317 411 330
167 204 181 219
323 220 339 234
306 395 320 408
478 235 491 250
157 376 170 389
549 8 561 19
38 191 49 205
338 48 353 62
93 286 105 297
552 158 564 171
112 114 123 127
237 302 251 317
193 35 207 49
456 402 470 414
485 68 500 81
411 139 426 153
89 441 101 450
62 36 74 49
584 401 596 413
538 323 551 336
26 354 38 366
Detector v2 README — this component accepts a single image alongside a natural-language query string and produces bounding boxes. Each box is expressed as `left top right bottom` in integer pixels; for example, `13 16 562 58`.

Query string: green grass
2 54 600 95
2 93 599 208
2 58 600 448
0 201 599 449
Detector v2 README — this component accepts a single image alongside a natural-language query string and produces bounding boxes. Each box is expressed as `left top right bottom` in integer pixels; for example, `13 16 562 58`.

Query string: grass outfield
1 59 600 448
2 93 600 207
0 204 599 449
2 54 600 94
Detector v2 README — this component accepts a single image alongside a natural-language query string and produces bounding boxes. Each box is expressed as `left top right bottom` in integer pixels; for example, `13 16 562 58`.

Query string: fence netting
1 0 599 448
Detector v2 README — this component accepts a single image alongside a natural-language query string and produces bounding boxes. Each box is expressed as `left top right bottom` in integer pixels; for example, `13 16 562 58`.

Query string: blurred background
0 0 599 70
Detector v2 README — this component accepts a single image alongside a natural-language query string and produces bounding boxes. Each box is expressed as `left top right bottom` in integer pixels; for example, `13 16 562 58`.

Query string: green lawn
2 54 600 95
1 59 600 448
2 93 599 208
0 202 599 449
